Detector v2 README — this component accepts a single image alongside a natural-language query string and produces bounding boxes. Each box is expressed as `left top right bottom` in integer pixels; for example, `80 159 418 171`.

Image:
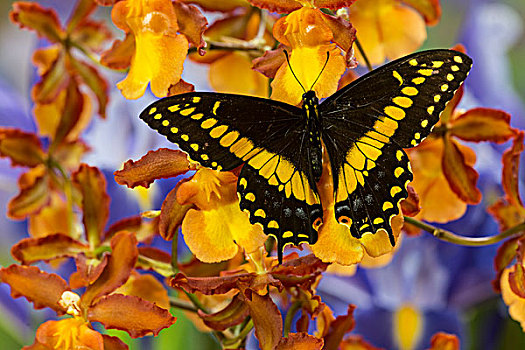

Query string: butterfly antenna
309 51 330 91
284 50 306 93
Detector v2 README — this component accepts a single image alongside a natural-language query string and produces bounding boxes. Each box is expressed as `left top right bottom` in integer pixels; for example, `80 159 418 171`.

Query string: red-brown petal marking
11 233 89 265
102 334 129 350
81 232 138 308
8 172 50 219
69 253 109 289
159 185 192 240
401 185 421 217
428 332 460 350
115 148 193 188
450 108 515 143
116 272 170 310
270 254 329 291
10 2 65 42
198 293 250 331
36 319 104 350
170 272 257 295
173 2 207 52
87 294 176 338
502 132 524 208
66 0 97 33
69 58 109 118
322 305 356 350
32 51 69 104
492 237 521 292
104 216 142 241
252 46 287 79
0 129 45 167
402 0 442 26
0 265 69 314
442 136 481 204
73 164 110 246
167 79 195 96
339 335 382 350
246 0 356 13
509 263 525 299
276 333 324 350
244 290 283 350
100 33 134 70
51 79 84 146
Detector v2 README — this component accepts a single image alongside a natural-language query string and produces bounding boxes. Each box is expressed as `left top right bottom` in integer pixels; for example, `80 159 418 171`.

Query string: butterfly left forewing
320 49 472 244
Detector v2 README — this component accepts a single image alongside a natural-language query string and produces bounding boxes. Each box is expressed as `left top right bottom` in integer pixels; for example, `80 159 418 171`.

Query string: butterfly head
302 90 319 106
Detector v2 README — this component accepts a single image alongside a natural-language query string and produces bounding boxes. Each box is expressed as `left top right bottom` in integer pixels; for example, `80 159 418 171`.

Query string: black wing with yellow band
139 92 323 260
320 49 472 243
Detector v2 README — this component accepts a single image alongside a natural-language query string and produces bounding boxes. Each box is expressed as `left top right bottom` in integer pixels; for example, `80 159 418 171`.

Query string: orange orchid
407 85 516 224
103 0 207 99
348 0 441 65
115 148 267 263
251 1 356 105
0 232 175 349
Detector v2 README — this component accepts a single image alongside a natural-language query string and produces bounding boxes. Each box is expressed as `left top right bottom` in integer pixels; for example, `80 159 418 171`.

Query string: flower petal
501 131 524 208
442 136 481 204
36 319 104 350
0 265 68 314
252 46 286 79
11 234 88 265
0 128 45 167
450 108 515 143
32 51 69 104
8 170 50 220
322 304 356 350
69 254 109 289
173 2 207 51
402 0 441 26
68 58 109 118
88 294 176 337
28 194 72 238
82 232 138 308
115 148 192 189
247 0 355 13
116 272 170 309
66 0 97 33
73 164 110 245
401 185 420 217
198 293 250 331
501 267 525 331
276 333 324 350
101 334 129 350
244 290 283 350
427 332 460 350
101 33 134 70
10 2 64 42
160 185 192 240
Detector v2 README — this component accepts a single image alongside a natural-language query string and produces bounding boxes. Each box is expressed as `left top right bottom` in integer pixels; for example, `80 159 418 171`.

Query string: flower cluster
0 0 524 349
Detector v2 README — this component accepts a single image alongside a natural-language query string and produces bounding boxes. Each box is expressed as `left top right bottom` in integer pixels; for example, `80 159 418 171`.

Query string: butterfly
140 49 472 262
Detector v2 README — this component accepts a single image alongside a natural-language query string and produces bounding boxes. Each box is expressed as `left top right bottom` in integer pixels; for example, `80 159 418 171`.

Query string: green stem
184 290 209 314
169 296 198 313
171 230 179 273
237 318 254 341
404 216 525 246
47 157 75 239
283 301 302 337
355 37 373 72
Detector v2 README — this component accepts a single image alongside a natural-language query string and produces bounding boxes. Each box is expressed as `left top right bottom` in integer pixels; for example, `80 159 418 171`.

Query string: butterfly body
141 49 472 262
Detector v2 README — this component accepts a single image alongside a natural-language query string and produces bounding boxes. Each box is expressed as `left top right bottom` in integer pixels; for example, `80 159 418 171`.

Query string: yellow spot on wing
409 59 418 66
149 107 157 114
392 70 403 85
212 101 221 115
391 186 402 197
201 118 217 129
384 105 406 120
181 134 189 141
412 77 425 85
239 177 247 188
394 167 404 177
210 125 228 138
402 87 418 96
170 127 178 133
291 172 305 201
192 96 201 103
190 143 199 151
355 171 365 186
268 220 279 229
373 217 384 225
168 105 180 112
392 96 413 108
254 209 266 218
283 231 293 238
418 69 433 76
383 202 393 210
421 119 428 128
220 131 239 147
201 154 209 160
180 107 196 116
454 56 463 63
427 106 434 115
434 95 441 102
248 150 272 170
447 74 454 81
245 193 255 201
357 141 381 161
451 65 459 72
432 61 444 68
191 113 204 120
162 120 169 126
154 113 162 120
396 150 404 161
259 155 278 179
346 147 366 170
276 161 294 182
441 84 449 91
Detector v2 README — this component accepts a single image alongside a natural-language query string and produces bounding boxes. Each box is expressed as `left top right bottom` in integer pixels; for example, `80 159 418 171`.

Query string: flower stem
404 216 525 246
283 301 302 337
183 290 209 314
169 296 198 313
354 37 373 72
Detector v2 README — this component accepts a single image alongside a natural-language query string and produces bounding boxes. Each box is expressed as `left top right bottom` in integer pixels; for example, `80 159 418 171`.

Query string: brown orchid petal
71 19 113 53
401 185 420 217
492 237 521 292
449 108 515 143
402 0 441 25
10 2 64 42
68 58 109 118
70 253 109 289
340 335 381 349
178 254 242 277
0 265 68 314
51 78 84 146
0 128 46 168
28 194 71 238
442 136 481 204
487 198 525 232
167 79 195 96
179 0 250 12
276 333 324 350
66 0 97 32
21 340 49 350
73 164 110 244
138 247 171 264
320 12 356 64
0 129 45 167
160 185 192 240
82 232 138 308
11 233 88 265
101 34 134 70
173 1 207 51
32 52 69 104
509 263 525 299
244 290 283 350
95 0 118 5
427 332 459 350
8 172 50 220
252 46 286 79
32 46 60 76
170 272 256 295
271 254 328 291
116 272 170 309
502 132 524 208
104 216 142 241
36 319 104 350
323 304 356 350
440 86 463 125
115 148 192 188
246 0 355 13
198 293 250 331
88 294 176 338
102 334 129 350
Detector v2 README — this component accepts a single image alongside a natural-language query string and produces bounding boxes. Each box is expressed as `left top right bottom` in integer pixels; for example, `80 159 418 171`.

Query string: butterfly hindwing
140 92 323 256
320 49 472 242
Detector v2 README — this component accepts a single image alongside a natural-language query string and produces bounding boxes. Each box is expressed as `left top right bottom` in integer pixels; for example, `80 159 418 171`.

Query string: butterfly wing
320 49 472 243
140 93 322 260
